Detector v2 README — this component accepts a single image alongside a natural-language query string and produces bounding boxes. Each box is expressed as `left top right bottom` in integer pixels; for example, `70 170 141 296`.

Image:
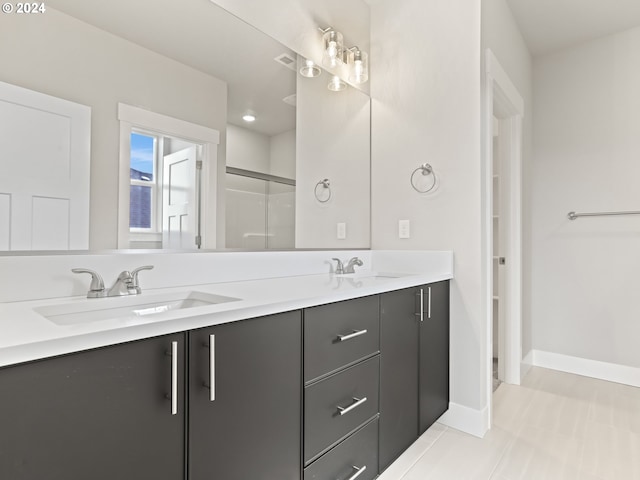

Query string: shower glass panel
225 172 295 249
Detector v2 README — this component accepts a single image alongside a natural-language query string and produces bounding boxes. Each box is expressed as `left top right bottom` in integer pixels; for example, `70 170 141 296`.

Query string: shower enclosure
225 167 295 249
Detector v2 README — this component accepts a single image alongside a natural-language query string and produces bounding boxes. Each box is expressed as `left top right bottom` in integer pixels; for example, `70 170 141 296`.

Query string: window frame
129 129 161 235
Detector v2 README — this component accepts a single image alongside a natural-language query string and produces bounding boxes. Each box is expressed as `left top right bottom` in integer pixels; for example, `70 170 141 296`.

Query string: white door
0 81 91 250
162 146 199 249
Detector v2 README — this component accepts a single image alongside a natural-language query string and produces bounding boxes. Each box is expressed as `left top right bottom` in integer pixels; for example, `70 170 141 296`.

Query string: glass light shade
327 75 346 92
299 59 321 78
322 30 344 68
349 48 369 84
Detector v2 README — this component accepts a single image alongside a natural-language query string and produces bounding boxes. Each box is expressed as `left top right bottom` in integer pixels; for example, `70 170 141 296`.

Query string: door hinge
196 160 203 170
499 257 506 265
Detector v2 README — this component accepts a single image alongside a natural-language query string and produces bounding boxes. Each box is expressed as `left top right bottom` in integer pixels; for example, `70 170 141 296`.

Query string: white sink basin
35 291 240 326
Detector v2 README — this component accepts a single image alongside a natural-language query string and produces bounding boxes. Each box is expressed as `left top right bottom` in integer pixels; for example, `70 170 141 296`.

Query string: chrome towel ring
314 178 332 203
410 163 437 193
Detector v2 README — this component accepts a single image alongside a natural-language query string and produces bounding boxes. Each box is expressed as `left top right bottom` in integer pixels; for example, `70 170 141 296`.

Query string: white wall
296 71 371 248
481 0 533 361
0 9 227 250
531 27 640 371
226 124 271 173
369 0 485 432
270 129 296 179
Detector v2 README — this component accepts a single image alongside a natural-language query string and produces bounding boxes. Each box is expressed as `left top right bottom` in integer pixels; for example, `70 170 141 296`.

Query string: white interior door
162 146 198 249
0 81 91 250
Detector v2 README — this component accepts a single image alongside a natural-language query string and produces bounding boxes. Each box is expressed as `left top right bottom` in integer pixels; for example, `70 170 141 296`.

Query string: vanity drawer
304 295 379 382
304 417 378 480
304 355 379 464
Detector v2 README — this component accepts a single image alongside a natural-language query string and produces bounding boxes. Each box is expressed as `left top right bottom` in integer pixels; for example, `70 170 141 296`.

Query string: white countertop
0 270 451 368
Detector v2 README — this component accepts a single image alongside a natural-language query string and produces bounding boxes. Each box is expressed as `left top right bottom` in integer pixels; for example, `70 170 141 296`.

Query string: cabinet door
379 287 419 472
189 311 302 480
419 280 450 433
0 333 186 480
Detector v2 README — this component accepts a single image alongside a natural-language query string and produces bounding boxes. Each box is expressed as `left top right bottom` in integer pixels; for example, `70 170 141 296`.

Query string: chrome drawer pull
171 341 178 415
337 329 367 342
415 289 424 322
209 334 215 402
340 465 367 480
337 396 367 416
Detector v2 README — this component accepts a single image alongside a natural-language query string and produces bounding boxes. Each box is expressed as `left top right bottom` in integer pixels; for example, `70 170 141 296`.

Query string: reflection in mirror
0 0 370 252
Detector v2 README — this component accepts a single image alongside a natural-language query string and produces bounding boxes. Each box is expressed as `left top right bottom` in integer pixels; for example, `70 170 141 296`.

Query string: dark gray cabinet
0 281 449 480
303 295 380 477
304 356 379 463
304 295 380 383
0 311 302 480
304 418 379 480
379 287 420 471
0 333 186 480
189 310 301 480
419 280 450 433
379 280 450 472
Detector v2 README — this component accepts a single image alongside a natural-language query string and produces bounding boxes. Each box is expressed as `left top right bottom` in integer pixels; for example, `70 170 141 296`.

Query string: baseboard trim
521 349 533 379
438 402 489 438
531 350 640 388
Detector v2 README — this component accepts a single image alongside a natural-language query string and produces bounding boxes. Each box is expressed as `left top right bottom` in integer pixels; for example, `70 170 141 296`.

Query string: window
129 131 158 231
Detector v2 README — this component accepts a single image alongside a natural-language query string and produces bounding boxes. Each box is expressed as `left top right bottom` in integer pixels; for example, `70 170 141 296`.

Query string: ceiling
47 0 297 136
506 0 640 56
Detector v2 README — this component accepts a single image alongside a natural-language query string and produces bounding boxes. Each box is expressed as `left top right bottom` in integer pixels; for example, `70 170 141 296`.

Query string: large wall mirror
0 0 370 253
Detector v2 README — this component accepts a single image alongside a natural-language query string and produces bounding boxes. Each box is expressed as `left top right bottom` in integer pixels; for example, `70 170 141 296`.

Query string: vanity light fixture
348 47 369 84
299 58 321 78
320 27 344 68
327 75 346 92
242 113 256 122
318 26 369 85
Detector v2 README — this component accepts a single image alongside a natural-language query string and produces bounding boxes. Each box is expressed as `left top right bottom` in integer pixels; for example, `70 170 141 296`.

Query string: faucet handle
332 258 345 275
131 265 154 294
72 268 105 298
345 257 364 274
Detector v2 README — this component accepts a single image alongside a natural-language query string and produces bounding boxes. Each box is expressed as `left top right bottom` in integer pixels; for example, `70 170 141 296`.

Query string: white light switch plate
337 222 346 239
399 219 410 239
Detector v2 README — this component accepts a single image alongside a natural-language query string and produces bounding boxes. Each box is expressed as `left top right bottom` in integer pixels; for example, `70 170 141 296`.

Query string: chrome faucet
331 256 363 275
71 268 105 298
72 265 154 298
131 265 154 294
344 257 363 274
107 271 136 297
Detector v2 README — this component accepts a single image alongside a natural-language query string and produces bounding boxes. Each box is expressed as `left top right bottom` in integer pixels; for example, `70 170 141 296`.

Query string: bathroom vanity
0 250 452 479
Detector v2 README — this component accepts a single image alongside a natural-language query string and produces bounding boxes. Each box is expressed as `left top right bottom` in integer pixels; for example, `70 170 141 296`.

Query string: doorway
484 50 524 411
117 103 220 249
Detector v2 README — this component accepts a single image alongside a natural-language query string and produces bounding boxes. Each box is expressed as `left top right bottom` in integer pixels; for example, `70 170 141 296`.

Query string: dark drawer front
304 295 379 382
304 418 378 480
304 356 380 464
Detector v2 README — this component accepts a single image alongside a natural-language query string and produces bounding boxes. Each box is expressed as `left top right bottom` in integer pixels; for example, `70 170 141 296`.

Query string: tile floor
378 367 640 479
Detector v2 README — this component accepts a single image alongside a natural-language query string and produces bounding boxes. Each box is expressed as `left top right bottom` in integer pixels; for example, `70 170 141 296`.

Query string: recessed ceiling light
242 114 256 122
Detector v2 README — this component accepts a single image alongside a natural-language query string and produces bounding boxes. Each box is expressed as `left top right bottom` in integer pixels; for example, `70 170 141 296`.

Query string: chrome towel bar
567 210 640 220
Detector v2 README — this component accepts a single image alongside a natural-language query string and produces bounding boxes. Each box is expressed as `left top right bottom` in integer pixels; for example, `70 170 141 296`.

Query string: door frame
117 103 220 249
483 50 524 415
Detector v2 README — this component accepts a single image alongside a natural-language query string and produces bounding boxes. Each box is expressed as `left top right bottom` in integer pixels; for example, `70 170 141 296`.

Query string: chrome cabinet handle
340 465 367 480
428 286 432 319
415 288 424 322
337 329 367 342
171 341 178 415
209 334 216 402
337 396 367 416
